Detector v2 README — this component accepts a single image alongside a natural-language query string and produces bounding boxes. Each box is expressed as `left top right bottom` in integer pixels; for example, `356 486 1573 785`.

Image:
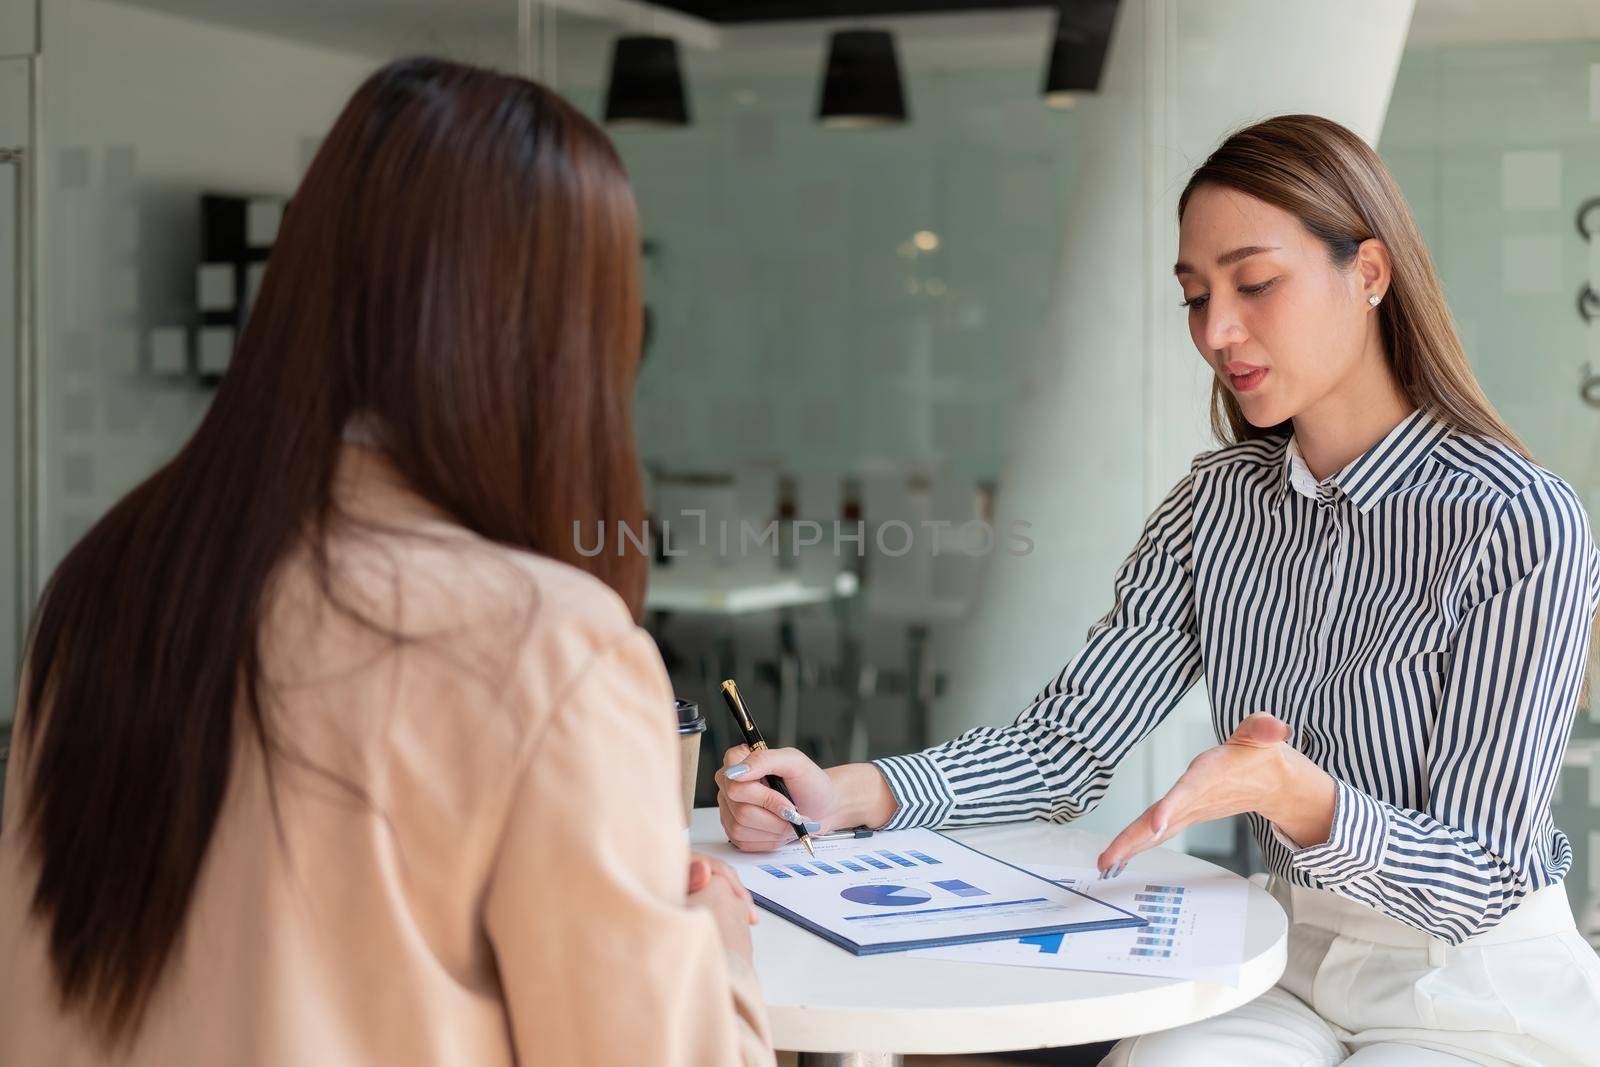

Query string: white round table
690 809 1288 1067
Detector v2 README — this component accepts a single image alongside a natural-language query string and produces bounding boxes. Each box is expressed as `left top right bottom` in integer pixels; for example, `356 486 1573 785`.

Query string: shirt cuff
870 752 955 830
1283 777 1388 886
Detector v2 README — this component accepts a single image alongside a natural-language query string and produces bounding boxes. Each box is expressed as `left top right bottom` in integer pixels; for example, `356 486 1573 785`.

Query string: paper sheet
710 829 1144 954
914 863 1249 985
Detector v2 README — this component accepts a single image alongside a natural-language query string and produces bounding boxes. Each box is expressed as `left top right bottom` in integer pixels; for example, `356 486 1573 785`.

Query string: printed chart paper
914 863 1249 984
711 829 1144 955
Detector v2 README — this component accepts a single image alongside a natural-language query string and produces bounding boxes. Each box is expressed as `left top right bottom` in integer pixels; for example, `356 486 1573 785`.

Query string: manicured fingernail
802 820 822 834
780 807 802 824
726 763 750 780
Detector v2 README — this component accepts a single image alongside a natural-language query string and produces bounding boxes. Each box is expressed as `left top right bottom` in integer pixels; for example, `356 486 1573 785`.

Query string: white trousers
1100 876 1600 1067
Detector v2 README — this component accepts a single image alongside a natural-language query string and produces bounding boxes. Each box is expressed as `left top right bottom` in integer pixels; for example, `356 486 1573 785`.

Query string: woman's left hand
1095 712 1334 877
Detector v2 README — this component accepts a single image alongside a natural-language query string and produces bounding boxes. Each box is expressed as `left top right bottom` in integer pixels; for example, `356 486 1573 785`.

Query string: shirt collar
1273 407 1453 515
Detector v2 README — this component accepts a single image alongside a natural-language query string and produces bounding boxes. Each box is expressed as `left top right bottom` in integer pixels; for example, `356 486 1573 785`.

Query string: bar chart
758 849 948 880
1130 885 1184 958
918 865 1247 983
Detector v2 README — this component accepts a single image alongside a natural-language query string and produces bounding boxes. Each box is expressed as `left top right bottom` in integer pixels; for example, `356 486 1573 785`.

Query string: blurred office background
2 0 1599 936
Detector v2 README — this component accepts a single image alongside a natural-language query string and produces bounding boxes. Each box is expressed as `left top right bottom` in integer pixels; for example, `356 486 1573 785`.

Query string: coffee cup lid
675 698 706 733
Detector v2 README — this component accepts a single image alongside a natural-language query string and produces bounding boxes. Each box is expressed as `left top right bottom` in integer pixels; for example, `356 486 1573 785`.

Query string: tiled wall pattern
38 0 369 574
1379 40 1600 526
561 68 1081 486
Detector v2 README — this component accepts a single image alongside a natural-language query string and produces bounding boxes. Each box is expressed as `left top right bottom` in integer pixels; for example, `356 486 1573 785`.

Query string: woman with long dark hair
1 58 774 1066
718 114 1600 1064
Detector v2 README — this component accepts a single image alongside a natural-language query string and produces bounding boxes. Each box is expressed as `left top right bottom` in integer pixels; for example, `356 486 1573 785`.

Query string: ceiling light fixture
818 29 908 128
605 35 691 127
1042 2 1117 109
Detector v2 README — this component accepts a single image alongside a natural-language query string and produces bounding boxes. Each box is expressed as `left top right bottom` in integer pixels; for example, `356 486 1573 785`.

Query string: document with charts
705 829 1144 955
914 863 1249 984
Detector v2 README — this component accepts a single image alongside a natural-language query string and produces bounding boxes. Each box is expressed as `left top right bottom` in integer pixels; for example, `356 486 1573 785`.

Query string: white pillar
933 0 1416 842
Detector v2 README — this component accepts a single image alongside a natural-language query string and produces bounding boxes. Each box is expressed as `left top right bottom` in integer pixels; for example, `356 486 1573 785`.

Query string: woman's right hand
715 744 839 851
715 746 900 852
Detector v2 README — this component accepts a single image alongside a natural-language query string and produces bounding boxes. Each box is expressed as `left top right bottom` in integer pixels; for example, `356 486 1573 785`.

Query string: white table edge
758 938 1287 1055
689 809 1289 1056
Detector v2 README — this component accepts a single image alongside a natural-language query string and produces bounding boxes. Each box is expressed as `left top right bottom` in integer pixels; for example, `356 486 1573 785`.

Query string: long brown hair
1178 113 1529 458
13 57 647 1045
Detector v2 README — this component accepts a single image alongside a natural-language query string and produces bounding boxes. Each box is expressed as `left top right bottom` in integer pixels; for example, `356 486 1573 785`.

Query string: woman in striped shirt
716 114 1600 1066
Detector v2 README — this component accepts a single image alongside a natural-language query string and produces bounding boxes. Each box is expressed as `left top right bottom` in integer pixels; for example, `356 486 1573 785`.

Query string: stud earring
1368 294 1382 307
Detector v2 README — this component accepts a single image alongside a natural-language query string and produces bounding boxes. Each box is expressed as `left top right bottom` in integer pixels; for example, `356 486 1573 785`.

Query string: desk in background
648 561 860 774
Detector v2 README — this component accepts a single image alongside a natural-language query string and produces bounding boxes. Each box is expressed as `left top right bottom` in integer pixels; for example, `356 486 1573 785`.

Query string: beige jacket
0 446 774 1067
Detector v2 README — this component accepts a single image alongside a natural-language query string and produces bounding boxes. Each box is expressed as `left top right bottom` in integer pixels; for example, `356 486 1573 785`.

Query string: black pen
719 679 816 857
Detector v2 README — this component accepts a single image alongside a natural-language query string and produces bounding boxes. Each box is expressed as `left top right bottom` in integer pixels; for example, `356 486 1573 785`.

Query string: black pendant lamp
817 29 908 128
605 35 690 127
1042 3 1115 109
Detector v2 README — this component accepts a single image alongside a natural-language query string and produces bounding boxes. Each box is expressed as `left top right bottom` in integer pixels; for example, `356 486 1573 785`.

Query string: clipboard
706 827 1146 956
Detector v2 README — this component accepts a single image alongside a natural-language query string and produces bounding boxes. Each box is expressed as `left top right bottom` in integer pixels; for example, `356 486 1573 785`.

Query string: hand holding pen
716 680 832 854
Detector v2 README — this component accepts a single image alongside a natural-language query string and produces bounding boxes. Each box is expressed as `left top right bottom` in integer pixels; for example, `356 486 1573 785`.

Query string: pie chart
840 884 932 907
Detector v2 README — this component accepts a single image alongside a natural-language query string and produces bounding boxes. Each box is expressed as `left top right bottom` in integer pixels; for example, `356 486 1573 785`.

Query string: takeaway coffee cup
675 698 707 824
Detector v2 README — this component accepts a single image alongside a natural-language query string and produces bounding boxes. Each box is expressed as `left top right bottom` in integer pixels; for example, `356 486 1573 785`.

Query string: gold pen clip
719 679 755 733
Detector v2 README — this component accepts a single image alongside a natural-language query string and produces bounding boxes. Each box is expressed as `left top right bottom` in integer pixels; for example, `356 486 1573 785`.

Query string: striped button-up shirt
875 407 1600 943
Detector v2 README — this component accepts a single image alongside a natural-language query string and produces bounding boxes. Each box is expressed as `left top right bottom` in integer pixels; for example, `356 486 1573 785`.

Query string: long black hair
12 57 647 1046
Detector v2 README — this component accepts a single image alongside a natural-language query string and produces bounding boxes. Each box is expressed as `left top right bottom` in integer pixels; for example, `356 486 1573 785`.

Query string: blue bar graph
786 864 817 877
907 850 942 865
813 862 842 874
932 879 988 898
859 855 893 870
759 865 791 879
839 860 867 872
1019 932 1066 954
878 850 917 868
1128 882 1185 960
